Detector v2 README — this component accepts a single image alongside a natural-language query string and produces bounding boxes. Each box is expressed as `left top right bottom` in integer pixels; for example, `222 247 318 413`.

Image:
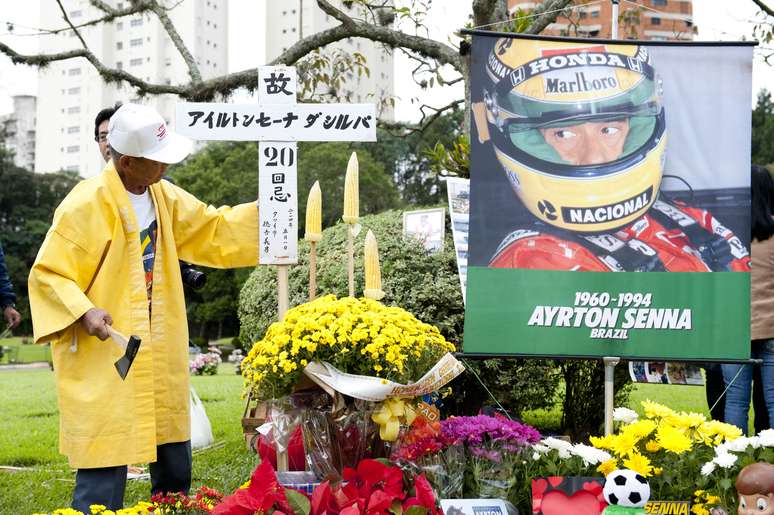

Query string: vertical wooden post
347 225 355 297
309 242 317 301
278 265 289 321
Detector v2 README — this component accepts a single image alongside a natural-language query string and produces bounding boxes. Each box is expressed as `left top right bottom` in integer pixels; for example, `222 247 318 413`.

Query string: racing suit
490 199 751 272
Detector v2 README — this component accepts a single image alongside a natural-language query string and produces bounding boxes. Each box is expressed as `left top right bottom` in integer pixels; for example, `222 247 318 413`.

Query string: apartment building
265 0 395 121
1 95 37 171
35 0 227 178
508 0 694 41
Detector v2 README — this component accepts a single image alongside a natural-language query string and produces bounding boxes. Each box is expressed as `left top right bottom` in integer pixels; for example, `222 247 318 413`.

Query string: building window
651 17 661 25
579 11 587 19
213 43 217 48
67 126 80 134
130 58 143 66
591 11 599 18
116 41 123 50
117 2 124 8
213 23 217 29
117 22 123 30
206 20 210 26
117 61 123 69
130 38 143 47
66 165 79 171
165 78 171 85
68 106 80 114
165 57 172 66
652 0 667 5
68 87 80 94
589 30 600 36
282 10 286 15
66 145 80 153
131 18 143 27
292 27 296 32
282 29 287 34
69 10 82 17
686 20 693 27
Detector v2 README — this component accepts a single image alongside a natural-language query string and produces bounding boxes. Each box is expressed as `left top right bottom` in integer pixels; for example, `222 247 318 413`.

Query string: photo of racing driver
471 37 751 272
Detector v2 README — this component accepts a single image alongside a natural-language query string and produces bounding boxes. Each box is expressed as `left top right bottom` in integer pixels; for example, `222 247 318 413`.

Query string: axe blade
114 336 141 380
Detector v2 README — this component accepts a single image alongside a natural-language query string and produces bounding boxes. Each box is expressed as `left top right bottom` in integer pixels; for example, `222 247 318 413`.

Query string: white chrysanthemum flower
747 436 761 449
713 453 738 469
557 448 572 460
613 407 639 424
725 436 751 453
532 452 541 460
758 428 774 447
532 443 550 454
571 444 611 466
701 461 716 476
543 437 573 451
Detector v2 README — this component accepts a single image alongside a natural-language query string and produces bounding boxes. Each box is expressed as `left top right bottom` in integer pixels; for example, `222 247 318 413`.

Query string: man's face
97 120 110 162
539 119 630 166
739 493 774 515
116 155 168 188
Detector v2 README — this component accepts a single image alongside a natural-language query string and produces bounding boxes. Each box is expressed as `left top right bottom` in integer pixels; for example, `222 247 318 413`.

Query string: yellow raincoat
29 162 258 469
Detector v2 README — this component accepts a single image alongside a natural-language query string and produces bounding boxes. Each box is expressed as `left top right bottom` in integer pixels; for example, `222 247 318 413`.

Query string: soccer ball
603 469 650 508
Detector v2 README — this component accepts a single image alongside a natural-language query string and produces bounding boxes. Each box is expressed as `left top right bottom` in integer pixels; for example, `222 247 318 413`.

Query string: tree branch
752 0 774 17
55 0 89 50
524 0 574 34
147 0 202 83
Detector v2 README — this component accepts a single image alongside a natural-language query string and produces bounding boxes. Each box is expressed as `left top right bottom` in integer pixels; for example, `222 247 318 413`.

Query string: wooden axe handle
106 325 129 350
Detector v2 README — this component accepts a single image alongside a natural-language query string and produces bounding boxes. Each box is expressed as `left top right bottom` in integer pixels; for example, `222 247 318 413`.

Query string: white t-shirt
127 189 157 303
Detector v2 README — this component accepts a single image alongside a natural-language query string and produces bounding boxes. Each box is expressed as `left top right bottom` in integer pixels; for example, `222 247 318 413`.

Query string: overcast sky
0 1 772 121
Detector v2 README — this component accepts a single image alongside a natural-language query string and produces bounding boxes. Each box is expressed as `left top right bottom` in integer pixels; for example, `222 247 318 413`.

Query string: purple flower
440 415 541 449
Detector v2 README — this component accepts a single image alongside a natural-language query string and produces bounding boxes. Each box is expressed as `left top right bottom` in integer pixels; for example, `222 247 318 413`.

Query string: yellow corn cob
342 152 359 224
304 181 322 242
364 229 385 300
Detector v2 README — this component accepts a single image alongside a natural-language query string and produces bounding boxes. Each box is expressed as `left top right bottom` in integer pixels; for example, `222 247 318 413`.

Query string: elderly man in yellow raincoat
29 103 259 512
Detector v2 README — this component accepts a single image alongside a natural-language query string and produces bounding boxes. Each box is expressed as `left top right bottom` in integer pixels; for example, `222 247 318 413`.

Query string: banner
446 178 471 303
463 33 754 360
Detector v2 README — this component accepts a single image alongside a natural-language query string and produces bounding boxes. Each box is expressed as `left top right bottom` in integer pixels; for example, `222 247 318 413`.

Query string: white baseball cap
107 103 192 164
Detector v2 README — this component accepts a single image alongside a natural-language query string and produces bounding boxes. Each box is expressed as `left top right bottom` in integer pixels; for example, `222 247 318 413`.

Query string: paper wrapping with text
303 352 465 402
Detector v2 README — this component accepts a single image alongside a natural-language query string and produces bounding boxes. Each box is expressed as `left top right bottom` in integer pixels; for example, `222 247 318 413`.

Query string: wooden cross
176 67 376 321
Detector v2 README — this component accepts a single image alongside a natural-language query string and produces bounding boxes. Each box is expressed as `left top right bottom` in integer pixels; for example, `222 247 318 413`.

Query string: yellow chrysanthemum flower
623 452 654 477
590 434 616 451
642 399 675 419
597 458 619 476
645 440 662 453
656 423 693 454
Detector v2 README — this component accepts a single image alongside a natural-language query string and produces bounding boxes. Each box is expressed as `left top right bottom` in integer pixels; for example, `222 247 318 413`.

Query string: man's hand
3 306 20 329
80 308 113 341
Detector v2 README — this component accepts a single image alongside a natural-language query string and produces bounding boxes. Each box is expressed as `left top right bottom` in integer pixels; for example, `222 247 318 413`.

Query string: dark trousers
72 441 192 512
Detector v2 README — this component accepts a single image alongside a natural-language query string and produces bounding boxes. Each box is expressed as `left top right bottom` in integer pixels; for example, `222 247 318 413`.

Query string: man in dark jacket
0 242 21 328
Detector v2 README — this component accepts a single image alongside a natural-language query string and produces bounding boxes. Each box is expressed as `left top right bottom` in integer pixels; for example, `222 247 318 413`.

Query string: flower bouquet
190 347 222 376
241 295 460 478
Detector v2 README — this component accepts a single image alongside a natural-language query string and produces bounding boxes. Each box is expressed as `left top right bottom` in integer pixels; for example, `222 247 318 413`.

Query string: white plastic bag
190 386 214 449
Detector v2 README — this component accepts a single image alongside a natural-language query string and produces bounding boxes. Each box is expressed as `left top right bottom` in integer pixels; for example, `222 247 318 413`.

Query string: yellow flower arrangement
242 295 456 401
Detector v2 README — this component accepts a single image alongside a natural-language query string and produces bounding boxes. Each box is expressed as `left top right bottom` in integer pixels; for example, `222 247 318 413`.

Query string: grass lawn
0 336 52 364
0 364 259 514
0 364 715 513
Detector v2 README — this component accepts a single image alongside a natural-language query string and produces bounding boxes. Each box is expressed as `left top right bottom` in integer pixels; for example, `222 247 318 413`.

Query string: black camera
180 261 206 290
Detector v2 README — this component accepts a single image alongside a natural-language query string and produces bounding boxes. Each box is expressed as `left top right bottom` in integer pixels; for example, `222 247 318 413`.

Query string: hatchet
107 326 141 380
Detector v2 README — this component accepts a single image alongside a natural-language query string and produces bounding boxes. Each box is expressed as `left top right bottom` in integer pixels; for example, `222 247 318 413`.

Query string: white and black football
603 469 651 508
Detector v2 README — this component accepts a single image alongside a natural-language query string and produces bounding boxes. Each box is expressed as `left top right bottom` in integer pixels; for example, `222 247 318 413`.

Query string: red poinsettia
214 460 295 515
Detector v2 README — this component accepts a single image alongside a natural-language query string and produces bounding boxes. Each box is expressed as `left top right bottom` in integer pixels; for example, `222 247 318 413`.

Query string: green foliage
358 110 466 205
752 89 774 166
424 134 470 179
296 141 400 229
0 146 80 335
560 360 633 441
238 209 463 345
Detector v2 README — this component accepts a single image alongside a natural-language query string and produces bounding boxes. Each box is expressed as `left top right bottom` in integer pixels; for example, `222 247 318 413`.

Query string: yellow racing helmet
483 38 666 232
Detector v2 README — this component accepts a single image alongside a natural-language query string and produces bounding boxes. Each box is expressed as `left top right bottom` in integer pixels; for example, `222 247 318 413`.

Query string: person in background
29 103 259 511
0 241 21 329
94 104 121 163
722 165 774 434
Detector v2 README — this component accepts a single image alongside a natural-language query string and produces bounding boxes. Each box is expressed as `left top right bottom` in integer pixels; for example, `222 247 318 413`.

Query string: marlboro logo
545 71 618 94
156 123 167 140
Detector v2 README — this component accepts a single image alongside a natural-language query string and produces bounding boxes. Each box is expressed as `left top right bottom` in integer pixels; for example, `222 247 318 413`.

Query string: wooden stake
347 225 355 297
277 265 289 321
309 241 317 301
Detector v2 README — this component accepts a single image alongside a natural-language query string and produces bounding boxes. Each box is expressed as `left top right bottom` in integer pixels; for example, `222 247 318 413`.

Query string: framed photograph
403 208 446 253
